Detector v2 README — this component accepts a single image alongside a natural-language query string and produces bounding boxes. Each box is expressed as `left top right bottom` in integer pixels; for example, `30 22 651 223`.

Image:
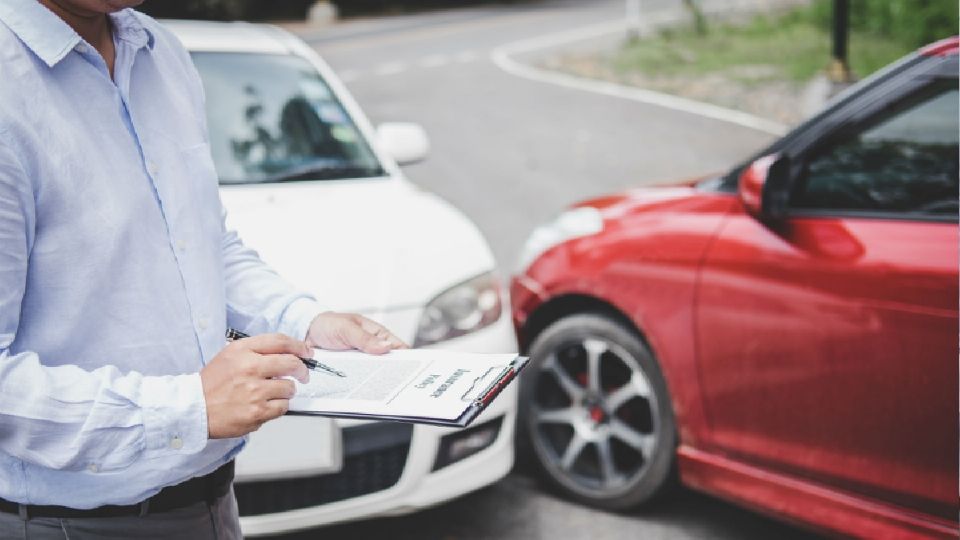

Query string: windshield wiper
262 161 385 183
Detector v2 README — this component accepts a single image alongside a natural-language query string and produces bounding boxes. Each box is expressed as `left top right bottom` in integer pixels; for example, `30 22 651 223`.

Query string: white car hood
220 178 495 312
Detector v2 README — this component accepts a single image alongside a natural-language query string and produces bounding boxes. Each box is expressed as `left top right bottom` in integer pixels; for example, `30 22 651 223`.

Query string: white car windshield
191 52 386 184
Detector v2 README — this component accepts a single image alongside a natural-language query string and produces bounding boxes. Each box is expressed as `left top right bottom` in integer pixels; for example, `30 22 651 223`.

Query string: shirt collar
0 0 154 68
109 9 155 51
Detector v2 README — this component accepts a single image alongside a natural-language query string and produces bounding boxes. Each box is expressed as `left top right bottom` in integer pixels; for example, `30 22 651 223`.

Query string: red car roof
919 36 959 57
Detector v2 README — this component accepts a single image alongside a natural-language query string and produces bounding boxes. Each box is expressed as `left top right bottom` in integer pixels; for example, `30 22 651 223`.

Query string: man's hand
201 334 311 439
306 312 408 354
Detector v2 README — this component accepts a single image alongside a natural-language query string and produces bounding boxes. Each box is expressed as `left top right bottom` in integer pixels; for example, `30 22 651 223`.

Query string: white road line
419 54 450 68
362 50 477 78
489 19 788 135
374 61 408 76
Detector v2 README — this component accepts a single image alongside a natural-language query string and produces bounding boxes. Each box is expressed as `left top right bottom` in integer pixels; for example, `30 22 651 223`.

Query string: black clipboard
287 355 529 428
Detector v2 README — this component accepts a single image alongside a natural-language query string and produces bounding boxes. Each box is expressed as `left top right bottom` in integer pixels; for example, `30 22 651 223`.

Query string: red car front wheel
519 313 677 510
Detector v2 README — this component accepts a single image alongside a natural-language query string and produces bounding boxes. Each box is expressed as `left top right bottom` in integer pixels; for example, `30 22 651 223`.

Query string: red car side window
794 83 959 217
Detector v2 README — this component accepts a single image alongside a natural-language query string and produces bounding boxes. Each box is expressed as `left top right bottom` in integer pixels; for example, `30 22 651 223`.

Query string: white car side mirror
376 122 430 166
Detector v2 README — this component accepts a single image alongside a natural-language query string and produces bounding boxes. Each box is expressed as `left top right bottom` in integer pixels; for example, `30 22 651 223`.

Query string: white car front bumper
237 309 518 537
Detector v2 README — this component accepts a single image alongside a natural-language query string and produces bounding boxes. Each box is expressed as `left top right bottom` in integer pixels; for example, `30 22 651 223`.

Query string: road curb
490 3 796 136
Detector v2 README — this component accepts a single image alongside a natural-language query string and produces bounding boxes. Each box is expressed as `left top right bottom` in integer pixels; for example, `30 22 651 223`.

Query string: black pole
829 0 852 82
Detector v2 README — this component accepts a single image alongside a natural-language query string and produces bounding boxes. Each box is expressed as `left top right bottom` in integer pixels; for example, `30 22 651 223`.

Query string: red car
510 38 958 538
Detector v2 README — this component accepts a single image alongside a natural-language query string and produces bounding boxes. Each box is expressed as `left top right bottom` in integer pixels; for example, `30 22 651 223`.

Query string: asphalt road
297 0 778 270
269 2 823 539
290 474 818 540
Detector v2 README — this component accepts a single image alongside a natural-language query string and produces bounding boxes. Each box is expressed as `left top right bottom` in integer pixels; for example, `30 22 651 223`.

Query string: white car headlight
515 206 604 272
414 272 503 347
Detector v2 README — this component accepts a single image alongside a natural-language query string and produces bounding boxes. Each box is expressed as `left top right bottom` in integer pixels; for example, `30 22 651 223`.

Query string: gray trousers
0 486 241 540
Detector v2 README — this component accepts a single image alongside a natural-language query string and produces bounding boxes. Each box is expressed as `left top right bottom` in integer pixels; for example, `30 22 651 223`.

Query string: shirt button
87 463 99 473
177 240 187 252
198 318 209 331
147 161 159 176
170 436 184 450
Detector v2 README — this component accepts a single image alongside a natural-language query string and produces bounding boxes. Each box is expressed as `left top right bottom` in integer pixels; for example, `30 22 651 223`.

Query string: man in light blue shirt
0 0 404 537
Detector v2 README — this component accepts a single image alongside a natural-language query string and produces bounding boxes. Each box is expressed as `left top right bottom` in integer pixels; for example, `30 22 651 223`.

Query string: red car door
695 78 958 520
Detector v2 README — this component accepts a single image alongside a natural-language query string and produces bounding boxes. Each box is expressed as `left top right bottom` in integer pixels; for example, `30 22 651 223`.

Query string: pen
226 328 347 378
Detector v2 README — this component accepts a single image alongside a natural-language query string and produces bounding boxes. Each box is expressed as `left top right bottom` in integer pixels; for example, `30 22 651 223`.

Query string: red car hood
572 176 717 219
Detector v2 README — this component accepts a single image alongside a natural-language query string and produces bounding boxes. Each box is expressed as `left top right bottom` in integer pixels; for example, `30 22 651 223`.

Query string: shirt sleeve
0 135 208 473
220 203 325 340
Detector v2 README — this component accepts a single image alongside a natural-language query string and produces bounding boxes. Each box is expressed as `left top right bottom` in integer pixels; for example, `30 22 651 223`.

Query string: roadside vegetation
544 0 958 126
616 0 956 83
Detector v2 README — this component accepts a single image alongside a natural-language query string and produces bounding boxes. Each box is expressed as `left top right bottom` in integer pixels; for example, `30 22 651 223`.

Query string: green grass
612 12 917 84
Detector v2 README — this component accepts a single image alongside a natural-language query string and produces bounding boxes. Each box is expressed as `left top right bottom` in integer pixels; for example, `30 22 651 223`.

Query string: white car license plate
235 416 343 482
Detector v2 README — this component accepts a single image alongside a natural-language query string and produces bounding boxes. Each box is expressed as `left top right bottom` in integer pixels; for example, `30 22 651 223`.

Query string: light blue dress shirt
0 2 323 507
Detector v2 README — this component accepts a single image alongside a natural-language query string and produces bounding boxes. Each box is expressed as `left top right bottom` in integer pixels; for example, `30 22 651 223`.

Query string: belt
0 460 234 520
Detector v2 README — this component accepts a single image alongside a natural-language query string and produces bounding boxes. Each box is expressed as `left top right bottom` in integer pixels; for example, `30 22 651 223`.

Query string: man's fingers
258 353 309 383
357 317 409 350
238 333 311 357
360 334 392 355
344 320 392 354
263 378 297 400
306 312 407 354
258 399 290 423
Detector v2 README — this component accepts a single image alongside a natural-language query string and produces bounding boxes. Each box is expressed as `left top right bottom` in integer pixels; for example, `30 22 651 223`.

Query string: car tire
519 312 677 511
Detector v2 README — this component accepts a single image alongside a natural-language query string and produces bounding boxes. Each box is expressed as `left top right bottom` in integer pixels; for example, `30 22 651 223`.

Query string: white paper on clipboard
288 349 522 425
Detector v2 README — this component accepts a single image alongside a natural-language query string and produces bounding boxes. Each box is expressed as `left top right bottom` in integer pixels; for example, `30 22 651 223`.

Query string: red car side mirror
738 153 791 221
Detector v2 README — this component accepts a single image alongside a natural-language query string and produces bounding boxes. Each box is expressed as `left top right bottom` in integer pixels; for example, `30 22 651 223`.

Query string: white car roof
162 20 291 54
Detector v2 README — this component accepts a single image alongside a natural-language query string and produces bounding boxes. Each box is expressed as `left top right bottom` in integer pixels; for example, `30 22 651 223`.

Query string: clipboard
287 354 529 428
227 329 528 428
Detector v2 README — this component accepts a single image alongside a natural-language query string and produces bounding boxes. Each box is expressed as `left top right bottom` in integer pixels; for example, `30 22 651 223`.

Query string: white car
165 21 519 537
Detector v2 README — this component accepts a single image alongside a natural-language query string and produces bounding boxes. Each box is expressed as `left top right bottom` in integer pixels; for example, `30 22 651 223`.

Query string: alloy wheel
528 336 661 499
